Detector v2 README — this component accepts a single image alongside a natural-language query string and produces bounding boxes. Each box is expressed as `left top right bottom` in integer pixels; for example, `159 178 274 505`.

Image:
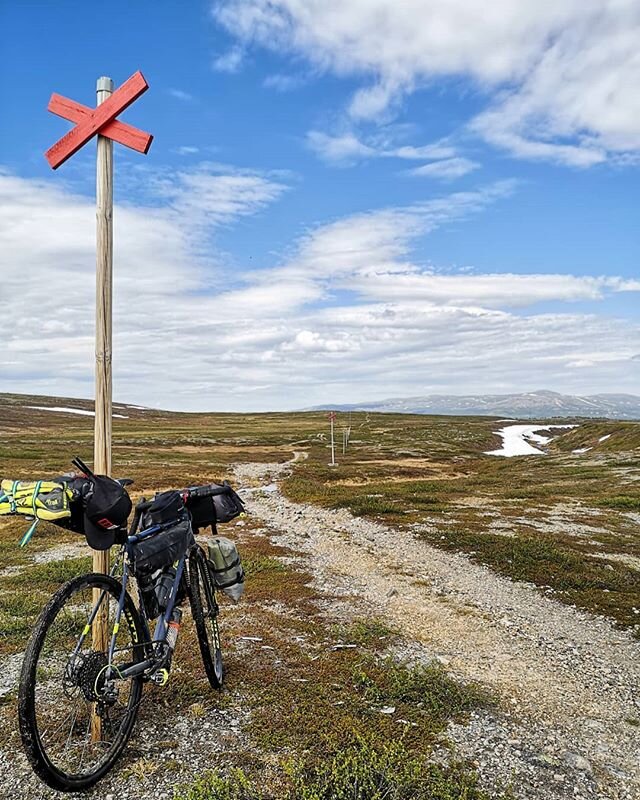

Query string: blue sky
0 1 638 410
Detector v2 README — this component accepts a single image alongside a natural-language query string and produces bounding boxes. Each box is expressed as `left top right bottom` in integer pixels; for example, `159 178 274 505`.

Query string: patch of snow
572 447 593 454
598 434 612 443
27 405 128 419
485 424 576 457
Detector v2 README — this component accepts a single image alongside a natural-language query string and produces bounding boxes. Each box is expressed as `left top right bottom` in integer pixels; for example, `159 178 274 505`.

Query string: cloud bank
0 167 638 411
213 0 640 166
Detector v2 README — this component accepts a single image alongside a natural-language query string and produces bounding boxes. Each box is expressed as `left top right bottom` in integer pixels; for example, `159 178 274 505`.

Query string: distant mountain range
310 390 640 420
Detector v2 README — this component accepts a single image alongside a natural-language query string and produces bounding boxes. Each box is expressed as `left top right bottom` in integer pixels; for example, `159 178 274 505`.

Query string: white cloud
345 271 640 308
212 0 640 165
263 73 306 91
212 46 245 73
158 168 287 227
410 157 479 180
168 88 194 102
393 144 456 161
1 168 638 410
306 131 375 165
306 129 461 170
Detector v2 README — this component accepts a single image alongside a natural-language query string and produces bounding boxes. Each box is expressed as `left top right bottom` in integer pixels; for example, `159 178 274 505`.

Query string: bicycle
17 479 232 792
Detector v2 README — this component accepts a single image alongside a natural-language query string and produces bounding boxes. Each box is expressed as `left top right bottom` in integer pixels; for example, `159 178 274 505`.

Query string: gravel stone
234 456 640 800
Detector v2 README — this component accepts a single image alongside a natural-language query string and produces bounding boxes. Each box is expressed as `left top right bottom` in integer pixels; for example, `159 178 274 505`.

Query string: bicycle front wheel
188 546 224 689
18 572 145 792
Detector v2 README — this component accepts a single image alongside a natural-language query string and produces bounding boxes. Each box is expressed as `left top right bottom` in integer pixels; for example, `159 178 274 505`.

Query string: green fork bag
207 536 244 602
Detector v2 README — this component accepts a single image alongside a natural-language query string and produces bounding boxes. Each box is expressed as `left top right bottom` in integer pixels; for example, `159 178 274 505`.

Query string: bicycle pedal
150 668 169 686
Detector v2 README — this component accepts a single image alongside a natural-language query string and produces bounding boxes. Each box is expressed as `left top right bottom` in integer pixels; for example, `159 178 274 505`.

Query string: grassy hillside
0 394 509 798
1 394 638 634
282 412 640 633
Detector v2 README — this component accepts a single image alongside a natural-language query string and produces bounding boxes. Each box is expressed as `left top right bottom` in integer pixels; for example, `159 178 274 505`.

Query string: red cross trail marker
45 72 152 743
45 70 151 168
48 92 153 156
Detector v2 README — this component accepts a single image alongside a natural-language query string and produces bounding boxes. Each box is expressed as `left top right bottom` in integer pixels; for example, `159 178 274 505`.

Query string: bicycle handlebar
183 482 231 500
133 482 231 512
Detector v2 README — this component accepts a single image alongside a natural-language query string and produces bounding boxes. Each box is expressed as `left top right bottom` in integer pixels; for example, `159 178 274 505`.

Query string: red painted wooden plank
45 71 149 169
48 93 153 154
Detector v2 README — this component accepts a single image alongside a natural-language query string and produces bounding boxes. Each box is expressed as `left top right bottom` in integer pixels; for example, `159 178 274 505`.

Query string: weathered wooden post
92 74 114 658
91 77 114 741
45 71 153 740
329 412 336 466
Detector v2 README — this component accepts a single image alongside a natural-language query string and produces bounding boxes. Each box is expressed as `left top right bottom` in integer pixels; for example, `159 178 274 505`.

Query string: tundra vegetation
0 393 637 797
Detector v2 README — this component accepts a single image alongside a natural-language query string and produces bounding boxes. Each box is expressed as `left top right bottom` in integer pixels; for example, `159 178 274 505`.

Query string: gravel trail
2 456 637 799
236 457 640 800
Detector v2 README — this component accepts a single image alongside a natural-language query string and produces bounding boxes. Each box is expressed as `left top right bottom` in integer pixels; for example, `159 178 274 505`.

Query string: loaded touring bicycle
0 458 245 791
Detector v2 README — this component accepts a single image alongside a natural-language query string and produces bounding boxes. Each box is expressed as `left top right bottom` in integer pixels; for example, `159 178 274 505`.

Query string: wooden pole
91 75 114 742
330 413 336 466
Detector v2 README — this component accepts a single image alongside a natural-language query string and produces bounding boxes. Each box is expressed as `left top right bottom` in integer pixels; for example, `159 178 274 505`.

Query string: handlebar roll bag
187 482 244 530
142 490 184 527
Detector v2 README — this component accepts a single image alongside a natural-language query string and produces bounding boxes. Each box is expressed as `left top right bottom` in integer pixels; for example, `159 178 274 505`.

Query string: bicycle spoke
23 575 143 785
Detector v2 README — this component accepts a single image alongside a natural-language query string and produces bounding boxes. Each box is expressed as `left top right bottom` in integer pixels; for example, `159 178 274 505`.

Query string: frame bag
132 516 194 577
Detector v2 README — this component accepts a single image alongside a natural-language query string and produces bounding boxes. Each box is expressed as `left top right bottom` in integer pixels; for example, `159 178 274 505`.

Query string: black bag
187 482 244 530
142 490 184 527
53 475 93 534
132 517 194 575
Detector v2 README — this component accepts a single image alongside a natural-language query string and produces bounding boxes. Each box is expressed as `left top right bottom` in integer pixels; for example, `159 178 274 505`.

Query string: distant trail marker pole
45 71 153 741
329 412 336 466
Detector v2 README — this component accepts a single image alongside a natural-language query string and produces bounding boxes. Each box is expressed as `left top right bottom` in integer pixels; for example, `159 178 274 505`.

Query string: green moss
173 739 506 800
1 555 91 591
286 738 501 800
174 769 259 800
598 496 640 511
242 555 286 575
352 659 488 723
420 528 640 632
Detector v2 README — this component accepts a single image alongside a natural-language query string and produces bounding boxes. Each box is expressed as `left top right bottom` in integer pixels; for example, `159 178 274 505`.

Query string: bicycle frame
71 515 189 682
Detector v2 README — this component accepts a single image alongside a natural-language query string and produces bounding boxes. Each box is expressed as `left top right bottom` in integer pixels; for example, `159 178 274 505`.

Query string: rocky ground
1 453 638 800
236 456 640 800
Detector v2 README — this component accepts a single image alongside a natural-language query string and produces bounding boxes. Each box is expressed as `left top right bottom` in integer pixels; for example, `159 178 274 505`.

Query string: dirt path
236 457 640 800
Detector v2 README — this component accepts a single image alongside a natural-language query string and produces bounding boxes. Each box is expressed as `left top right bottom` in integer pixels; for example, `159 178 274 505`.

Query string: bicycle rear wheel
18 573 145 791
188 545 224 688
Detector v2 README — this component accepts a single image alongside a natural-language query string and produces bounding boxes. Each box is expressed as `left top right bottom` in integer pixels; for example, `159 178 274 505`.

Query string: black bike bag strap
145 490 184 526
209 555 241 573
214 571 245 590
